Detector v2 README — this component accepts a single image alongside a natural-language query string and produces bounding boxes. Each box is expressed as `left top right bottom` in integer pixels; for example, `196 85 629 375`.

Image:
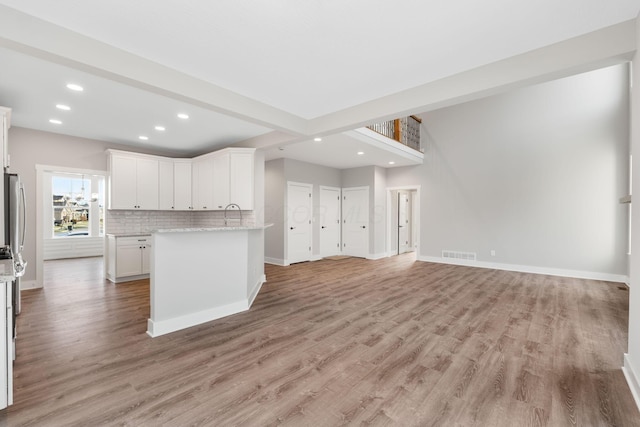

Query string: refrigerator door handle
19 184 25 251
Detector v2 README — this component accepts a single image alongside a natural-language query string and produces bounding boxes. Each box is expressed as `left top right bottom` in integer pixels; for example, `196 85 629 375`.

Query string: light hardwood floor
0 254 638 426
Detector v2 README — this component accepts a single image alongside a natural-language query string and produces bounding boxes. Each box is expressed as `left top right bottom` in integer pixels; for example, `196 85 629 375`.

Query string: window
51 173 104 238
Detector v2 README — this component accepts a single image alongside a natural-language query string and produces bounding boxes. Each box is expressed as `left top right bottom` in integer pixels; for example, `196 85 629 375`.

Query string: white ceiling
0 47 271 156
0 1 639 162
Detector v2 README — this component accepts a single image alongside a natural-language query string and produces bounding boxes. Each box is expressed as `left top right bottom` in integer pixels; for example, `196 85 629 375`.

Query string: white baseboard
20 280 41 290
623 354 640 412
310 255 323 262
147 299 249 338
265 257 288 266
147 274 268 338
417 256 628 283
107 273 150 284
247 275 266 307
367 252 388 260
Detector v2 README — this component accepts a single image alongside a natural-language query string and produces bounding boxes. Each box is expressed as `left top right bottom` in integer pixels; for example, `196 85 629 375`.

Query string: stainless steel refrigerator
4 173 26 315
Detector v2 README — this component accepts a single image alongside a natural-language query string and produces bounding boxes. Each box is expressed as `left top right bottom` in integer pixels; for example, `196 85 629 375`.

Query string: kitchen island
147 225 271 337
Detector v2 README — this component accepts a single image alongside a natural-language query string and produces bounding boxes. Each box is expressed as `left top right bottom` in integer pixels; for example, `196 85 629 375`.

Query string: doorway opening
387 186 420 257
36 165 107 288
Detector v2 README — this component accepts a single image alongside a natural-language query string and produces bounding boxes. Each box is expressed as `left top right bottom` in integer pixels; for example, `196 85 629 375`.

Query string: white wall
264 159 389 261
387 64 630 279
264 158 285 262
8 126 263 286
285 159 342 257
373 166 387 258
624 12 640 411
264 158 343 263
7 127 169 284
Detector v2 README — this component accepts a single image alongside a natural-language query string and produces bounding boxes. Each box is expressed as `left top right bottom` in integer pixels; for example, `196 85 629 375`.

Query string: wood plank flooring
0 254 638 426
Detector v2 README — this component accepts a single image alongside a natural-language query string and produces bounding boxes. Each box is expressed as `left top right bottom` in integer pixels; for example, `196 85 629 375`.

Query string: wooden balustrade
367 115 422 152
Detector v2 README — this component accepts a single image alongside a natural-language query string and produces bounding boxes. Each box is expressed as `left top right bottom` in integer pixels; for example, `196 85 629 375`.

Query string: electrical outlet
490 250 496 257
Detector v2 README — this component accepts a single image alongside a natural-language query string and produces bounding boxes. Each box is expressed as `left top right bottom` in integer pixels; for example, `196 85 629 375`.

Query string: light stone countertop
152 224 273 233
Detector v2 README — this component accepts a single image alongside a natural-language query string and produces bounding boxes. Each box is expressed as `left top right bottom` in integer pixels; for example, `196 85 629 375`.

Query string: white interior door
287 182 313 264
342 186 369 258
398 191 410 254
319 186 341 257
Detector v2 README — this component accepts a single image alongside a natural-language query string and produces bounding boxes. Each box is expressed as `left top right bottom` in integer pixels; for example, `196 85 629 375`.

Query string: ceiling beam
0 4 309 137
307 19 637 136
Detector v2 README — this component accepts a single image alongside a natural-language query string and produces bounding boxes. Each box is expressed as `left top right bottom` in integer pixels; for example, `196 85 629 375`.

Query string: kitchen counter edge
152 224 273 233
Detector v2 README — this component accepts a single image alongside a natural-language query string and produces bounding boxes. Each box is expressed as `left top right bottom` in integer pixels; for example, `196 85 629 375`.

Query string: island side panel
247 228 266 304
149 230 249 336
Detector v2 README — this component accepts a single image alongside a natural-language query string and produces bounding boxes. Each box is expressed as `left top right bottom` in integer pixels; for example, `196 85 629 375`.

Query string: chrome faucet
224 203 243 226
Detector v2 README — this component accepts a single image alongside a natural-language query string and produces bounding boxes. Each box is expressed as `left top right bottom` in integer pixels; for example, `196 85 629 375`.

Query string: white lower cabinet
0 279 12 409
106 235 152 283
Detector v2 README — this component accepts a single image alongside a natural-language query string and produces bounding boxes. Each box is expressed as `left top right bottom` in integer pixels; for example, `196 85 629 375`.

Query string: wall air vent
441 250 477 261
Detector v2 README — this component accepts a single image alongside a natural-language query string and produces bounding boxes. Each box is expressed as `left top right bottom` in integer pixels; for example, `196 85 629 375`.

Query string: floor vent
441 250 477 261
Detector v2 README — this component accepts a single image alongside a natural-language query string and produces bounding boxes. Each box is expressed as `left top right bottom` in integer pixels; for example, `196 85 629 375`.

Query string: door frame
386 185 421 257
285 181 313 265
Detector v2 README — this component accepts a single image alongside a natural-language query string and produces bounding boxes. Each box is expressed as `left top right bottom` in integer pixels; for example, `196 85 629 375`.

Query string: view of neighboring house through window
52 174 104 237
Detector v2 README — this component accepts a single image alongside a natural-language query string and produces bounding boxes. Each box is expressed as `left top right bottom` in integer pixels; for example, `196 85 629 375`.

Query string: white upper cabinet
212 152 229 210
229 150 254 211
158 159 174 210
211 148 254 211
173 160 193 210
108 147 254 212
109 152 159 210
192 156 214 210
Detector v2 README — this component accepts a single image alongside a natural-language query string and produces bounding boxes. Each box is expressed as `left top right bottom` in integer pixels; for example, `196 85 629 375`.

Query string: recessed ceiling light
49 119 62 125
313 137 322 142
357 151 364 155
66 83 83 92
139 136 149 141
177 113 189 120
155 126 166 131
56 104 71 111
388 161 396 165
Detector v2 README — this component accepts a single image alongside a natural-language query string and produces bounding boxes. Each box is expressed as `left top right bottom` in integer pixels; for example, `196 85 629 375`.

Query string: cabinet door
135 158 159 210
212 153 229 209
141 243 151 274
195 157 214 210
229 152 254 211
110 156 138 209
0 278 6 409
173 161 192 210
116 244 142 277
158 160 174 210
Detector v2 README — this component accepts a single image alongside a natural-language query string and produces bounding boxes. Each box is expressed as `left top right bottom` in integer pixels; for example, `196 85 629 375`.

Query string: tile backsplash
106 210 255 235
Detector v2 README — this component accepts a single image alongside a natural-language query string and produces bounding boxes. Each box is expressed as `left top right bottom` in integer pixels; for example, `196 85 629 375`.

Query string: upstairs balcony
265 115 424 169
367 115 423 152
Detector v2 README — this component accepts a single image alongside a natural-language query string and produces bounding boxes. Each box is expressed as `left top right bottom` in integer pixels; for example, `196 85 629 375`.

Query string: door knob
321 226 326 229
361 226 366 229
290 227 295 230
